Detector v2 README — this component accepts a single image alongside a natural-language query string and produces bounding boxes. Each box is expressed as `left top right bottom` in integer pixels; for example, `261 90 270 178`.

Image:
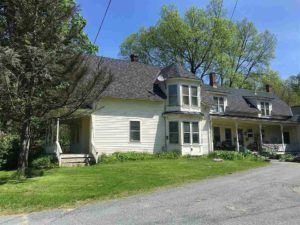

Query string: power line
93 0 112 44
230 0 239 20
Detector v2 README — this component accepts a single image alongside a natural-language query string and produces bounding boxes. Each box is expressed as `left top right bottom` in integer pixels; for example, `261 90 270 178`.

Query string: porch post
235 122 239 152
56 118 60 142
280 124 284 151
259 124 263 151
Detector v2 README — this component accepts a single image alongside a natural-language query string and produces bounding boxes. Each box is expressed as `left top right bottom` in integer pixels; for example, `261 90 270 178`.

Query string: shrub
260 149 280 159
0 134 19 170
208 150 264 161
279 154 295 162
99 151 181 163
31 156 56 169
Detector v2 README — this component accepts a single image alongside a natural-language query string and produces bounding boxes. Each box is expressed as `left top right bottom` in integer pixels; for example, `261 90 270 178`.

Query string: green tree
0 0 110 175
120 1 276 87
213 19 276 87
120 2 232 80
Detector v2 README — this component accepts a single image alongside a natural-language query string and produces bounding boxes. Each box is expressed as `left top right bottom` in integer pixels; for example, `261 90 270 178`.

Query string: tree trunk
18 120 31 176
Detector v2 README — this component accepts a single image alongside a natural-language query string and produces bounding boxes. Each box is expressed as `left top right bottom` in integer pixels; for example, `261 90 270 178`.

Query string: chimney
130 54 138 62
209 72 217 88
266 84 272 93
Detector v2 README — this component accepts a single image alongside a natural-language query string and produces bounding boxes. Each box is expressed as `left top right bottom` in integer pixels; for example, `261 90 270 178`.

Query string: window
192 122 199 144
191 86 198 106
247 129 253 138
130 121 140 142
261 102 270 116
212 96 225 113
283 132 290 144
225 128 232 145
168 85 178 106
182 85 189 105
183 122 199 144
169 122 179 144
183 122 191 144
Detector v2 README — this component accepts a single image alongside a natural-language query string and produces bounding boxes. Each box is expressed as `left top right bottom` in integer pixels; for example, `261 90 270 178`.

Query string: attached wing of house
45 56 300 166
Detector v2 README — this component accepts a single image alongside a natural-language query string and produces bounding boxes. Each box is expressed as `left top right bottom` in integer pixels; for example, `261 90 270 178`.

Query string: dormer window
168 85 178 106
212 96 224 113
261 102 270 116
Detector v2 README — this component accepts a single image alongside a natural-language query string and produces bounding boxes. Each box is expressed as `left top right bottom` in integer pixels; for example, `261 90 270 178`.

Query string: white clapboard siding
92 98 165 154
200 113 211 155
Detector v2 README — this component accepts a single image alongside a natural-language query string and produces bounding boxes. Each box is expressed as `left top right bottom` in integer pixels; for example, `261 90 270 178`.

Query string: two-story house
45 56 300 166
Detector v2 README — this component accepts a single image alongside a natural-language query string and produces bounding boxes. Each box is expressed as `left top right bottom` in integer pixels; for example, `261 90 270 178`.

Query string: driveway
1 161 300 225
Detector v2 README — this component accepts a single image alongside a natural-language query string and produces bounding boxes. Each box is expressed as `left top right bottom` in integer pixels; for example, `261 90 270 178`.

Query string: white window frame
182 85 190 106
212 96 225 113
183 121 200 144
260 102 271 116
191 86 198 107
129 120 141 142
168 84 178 106
168 121 179 144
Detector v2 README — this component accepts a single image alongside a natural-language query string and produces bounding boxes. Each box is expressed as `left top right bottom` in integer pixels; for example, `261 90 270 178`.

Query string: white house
46 56 300 166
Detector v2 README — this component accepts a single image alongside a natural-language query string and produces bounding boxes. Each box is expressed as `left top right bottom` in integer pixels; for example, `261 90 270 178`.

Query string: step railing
55 141 63 166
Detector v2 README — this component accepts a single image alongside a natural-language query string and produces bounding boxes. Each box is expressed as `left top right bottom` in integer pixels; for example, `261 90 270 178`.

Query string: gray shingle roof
203 85 293 118
87 56 163 101
159 63 198 80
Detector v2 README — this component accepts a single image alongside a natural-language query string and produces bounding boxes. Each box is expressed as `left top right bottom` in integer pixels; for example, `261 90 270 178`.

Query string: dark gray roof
203 85 293 118
291 106 300 123
159 63 198 80
87 56 163 101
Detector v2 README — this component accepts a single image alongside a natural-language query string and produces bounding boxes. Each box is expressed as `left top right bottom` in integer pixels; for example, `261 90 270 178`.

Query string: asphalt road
1 161 300 225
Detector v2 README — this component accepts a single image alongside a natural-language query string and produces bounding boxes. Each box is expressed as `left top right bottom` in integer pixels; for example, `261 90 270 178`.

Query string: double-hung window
191 86 198 106
182 85 190 105
130 121 140 142
169 122 179 144
212 96 224 113
261 102 270 116
168 85 178 106
183 122 199 144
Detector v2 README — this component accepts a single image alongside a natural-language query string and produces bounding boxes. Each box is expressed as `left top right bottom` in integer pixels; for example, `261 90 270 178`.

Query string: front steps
60 154 95 167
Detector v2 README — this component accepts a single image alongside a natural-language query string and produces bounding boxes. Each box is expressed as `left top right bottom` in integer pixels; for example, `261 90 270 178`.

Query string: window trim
183 121 200 145
168 84 178 106
260 101 271 117
212 96 225 113
182 85 190 106
191 86 198 107
169 121 179 144
129 120 141 142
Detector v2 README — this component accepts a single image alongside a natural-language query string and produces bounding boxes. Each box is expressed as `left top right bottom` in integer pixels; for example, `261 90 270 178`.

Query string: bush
31 156 56 169
208 150 263 161
279 154 295 162
99 151 181 163
0 134 19 170
260 149 280 159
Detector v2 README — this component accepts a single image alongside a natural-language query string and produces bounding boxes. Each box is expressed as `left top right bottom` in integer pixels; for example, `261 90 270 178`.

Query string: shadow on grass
0 168 45 185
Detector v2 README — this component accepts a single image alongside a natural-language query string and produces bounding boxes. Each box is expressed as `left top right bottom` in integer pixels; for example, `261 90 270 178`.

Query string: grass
0 158 268 215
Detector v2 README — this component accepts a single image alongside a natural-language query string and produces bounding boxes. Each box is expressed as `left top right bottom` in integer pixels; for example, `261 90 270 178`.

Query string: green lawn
0 158 268 215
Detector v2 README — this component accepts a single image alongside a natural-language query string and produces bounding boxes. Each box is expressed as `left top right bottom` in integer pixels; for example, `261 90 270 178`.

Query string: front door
238 129 244 147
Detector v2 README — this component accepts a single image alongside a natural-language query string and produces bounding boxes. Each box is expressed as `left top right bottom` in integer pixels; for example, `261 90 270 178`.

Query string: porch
45 115 98 166
211 116 300 154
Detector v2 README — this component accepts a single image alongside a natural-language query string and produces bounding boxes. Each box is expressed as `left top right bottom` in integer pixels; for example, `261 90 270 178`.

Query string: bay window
169 122 179 144
191 86 198 106
168 85 178 106
182 85 189 105
183 122 199 144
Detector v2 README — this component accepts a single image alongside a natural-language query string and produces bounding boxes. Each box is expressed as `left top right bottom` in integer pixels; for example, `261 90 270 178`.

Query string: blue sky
76 0 300 79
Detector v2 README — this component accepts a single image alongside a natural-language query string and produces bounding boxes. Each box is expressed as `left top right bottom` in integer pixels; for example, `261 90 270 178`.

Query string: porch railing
262 144 299 153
